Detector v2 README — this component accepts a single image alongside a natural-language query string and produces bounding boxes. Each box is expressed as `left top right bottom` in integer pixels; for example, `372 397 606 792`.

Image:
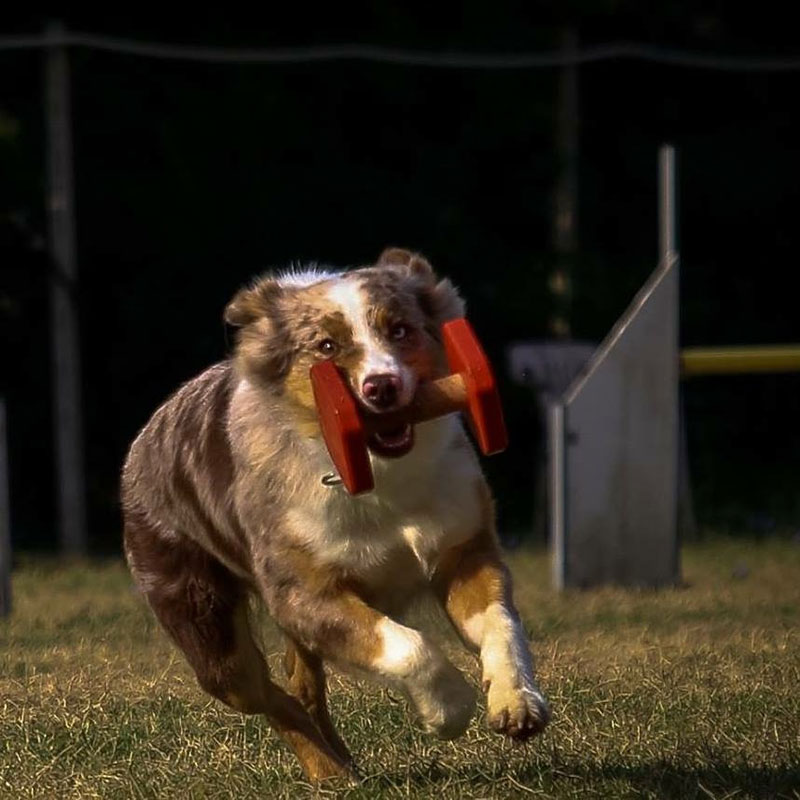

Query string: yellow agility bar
681 345 800 377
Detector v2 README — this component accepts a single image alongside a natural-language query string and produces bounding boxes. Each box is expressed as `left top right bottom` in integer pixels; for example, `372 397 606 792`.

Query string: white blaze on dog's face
225 249 465 455
326 276 418 411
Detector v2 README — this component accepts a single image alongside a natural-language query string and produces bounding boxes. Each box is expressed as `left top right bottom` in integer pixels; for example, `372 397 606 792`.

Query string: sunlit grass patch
1 538 798 798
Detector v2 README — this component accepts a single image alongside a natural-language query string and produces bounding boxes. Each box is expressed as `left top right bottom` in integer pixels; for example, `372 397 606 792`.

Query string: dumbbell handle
361 373 467 434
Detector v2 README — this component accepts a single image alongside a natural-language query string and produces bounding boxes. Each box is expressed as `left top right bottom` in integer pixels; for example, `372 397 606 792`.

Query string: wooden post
0 400 11 616
45 21 87 556
550 27 579 339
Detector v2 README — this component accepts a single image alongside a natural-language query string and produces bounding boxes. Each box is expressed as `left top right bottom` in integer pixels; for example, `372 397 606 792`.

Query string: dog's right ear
224 279 283 327
225 278 293 381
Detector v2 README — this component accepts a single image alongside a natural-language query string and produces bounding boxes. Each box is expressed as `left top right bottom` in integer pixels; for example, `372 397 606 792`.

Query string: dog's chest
286 505 447 579
278 418 481 576
285 477 480 582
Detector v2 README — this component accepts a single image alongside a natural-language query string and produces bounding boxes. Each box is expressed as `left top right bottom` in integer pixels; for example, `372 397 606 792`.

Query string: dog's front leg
433 528 550 741
257 553 475 740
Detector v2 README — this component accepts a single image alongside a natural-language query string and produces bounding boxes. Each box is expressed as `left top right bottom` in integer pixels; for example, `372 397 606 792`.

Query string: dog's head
225 248 464 453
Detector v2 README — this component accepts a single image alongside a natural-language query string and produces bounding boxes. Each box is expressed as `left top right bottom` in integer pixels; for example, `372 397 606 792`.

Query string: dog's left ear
377 247 465 325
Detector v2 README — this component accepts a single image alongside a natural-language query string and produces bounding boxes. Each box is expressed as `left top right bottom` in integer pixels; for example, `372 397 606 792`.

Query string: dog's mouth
366 423 415 459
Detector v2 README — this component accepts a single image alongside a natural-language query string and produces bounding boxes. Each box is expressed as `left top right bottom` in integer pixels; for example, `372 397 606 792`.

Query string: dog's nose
362 374 402 409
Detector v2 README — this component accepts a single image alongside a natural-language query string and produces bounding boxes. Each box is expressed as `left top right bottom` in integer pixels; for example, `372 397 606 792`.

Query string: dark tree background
2 3 799 551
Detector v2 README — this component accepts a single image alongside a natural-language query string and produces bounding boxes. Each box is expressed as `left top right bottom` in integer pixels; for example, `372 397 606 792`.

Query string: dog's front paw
484 677 550 741
409 660 476 740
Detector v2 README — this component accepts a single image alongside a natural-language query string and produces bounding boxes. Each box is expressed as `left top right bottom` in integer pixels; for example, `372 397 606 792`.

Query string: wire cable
1 31 800 72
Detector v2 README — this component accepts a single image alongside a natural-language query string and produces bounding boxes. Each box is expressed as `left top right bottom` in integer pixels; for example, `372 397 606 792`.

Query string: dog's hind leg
284 639 353 765
124 519 353 782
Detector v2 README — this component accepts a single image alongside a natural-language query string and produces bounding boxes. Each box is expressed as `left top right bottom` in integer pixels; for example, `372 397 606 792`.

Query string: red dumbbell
310 317 508 494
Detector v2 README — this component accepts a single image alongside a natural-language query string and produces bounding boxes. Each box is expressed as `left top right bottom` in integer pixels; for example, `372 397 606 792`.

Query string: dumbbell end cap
442 318 509 455
310 360 374 494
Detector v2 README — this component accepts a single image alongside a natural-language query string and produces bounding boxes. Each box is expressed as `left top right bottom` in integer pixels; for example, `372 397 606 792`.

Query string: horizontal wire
1 31 800 71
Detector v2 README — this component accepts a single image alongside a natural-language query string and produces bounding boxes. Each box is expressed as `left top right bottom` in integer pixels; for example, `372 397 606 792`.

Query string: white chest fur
285 417 484 576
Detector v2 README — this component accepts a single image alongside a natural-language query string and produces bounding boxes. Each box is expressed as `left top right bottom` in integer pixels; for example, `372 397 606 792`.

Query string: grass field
1 537 798 799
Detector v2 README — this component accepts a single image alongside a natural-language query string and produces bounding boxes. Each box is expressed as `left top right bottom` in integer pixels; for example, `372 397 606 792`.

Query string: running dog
122 248 550 781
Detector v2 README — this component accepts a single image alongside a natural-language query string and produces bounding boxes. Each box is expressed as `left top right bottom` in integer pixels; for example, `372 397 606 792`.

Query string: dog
121 247 550 781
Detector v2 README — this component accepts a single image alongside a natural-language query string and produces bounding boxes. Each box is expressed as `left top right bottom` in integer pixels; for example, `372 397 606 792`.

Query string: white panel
558 256 680 587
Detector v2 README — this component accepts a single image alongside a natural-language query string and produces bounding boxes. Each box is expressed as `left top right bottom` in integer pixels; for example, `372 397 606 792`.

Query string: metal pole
659 144 695 544
548 402 566 589
659 144 676 264
0 400 11 616
45 20 87 556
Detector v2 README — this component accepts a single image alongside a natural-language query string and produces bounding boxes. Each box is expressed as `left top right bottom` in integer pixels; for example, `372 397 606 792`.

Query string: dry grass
1 537 798 799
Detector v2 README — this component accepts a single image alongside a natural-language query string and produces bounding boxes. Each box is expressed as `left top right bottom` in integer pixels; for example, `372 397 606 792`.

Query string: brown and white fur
121 248 550 781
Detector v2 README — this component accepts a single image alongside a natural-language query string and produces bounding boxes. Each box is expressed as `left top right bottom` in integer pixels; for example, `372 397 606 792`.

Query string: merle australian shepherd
121 248 550 781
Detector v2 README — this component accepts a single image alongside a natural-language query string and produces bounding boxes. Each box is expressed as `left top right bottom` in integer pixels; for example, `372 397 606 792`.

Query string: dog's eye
317 338 338 357
389 323 410 341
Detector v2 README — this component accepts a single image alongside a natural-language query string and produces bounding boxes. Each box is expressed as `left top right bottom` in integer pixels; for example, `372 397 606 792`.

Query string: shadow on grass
531 758 800 799
354 758 800 799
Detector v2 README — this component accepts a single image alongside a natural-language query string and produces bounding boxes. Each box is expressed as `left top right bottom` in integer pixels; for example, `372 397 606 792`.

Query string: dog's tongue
367 423 415 459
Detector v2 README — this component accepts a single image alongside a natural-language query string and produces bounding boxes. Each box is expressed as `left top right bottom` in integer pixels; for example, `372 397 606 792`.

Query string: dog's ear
224 279 283 327
418 275 465 325
377 247 465 326
376 247 435 283
225 278 292 381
